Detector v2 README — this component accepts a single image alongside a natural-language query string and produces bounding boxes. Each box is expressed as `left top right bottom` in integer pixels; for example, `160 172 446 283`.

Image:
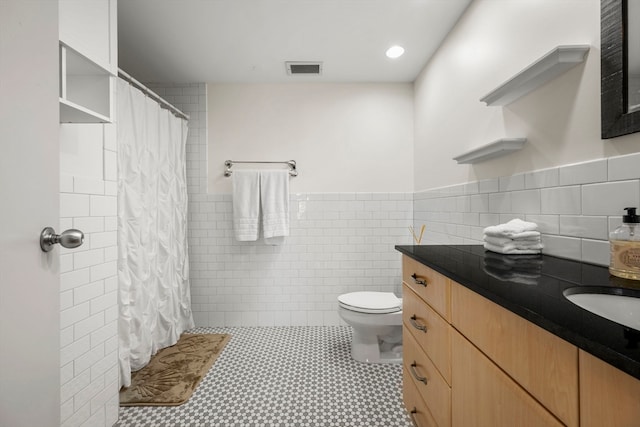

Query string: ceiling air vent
286 61 323 75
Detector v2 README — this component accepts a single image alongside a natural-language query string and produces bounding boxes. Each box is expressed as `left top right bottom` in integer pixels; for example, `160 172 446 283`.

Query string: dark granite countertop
395 244 640 380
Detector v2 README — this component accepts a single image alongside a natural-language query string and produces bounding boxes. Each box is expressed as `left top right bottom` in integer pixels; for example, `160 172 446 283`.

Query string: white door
0 1 61 426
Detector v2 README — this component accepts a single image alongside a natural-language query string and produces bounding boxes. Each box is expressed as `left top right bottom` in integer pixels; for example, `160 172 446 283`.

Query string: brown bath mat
120 333 231 406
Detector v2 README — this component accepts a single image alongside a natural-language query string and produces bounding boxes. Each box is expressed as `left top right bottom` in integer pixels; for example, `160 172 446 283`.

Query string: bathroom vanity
396 245 640 427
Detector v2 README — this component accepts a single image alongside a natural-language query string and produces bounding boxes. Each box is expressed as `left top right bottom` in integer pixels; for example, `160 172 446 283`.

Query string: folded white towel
484 233 541 247
483 218 538 238
502 240 543 251
260 170 290 245
484 241 542 255
232 170 261 241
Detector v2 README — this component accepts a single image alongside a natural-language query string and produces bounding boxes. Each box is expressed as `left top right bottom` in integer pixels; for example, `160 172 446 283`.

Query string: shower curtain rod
117 69 190 121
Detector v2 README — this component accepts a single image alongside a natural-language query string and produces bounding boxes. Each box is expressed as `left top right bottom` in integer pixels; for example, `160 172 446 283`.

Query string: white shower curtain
117 78 194 387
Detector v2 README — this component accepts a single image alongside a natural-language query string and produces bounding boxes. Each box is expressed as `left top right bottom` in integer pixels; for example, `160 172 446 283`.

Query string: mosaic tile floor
115 326 412 427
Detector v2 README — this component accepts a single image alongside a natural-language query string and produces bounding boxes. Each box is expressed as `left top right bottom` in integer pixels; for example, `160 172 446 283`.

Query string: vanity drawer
403 367 439 427
451 282 578 427
402 255 451 321
404 328 451 427
451 330 563 427
403 283 451 384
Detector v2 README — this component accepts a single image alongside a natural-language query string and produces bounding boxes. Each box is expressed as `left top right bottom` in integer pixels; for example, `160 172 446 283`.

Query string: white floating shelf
59 43 113 123
453 138 527 164
480 45 590 106
60 98 111 123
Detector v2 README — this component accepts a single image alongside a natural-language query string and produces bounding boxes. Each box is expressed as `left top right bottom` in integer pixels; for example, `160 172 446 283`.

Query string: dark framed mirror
601 0 640 138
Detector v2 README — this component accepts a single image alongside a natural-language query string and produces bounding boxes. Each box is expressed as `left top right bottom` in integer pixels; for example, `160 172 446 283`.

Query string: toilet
338 291 403 364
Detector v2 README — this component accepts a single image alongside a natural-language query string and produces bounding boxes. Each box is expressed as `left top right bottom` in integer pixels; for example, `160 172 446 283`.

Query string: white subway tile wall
582 180 640 215
148 83 413 327
189 192 413 327
525 167 560 189
414 153 640 265
559 159 608 186
59 124 118 427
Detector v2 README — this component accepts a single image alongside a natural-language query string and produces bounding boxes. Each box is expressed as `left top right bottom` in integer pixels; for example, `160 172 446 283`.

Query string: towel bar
224 160 298 177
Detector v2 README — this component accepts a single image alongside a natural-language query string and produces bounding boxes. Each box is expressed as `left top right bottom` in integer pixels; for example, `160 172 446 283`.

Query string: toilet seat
338 291 401 314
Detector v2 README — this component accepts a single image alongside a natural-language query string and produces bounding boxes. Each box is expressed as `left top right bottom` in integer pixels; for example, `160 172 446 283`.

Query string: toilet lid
338 292 401 314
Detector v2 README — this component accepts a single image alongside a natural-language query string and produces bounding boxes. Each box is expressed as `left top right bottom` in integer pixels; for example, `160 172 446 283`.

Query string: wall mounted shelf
59 43 113 123
480 45 590 106
453 138 527 164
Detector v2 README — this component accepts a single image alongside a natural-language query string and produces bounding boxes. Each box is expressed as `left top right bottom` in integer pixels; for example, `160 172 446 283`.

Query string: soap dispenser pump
610 207 640 280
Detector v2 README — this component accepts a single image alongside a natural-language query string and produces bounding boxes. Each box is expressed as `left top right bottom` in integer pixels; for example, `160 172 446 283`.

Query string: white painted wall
1 1 60 425
207 83 414 193
414 0 640 192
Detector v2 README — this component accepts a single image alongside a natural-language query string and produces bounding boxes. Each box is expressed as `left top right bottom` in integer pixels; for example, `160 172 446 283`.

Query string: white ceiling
118 0 472 84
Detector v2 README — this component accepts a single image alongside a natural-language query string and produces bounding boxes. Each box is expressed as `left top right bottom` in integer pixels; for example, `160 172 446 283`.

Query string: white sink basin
564 287 640 331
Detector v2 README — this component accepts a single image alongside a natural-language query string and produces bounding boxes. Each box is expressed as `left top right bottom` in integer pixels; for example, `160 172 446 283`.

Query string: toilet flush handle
411 273 427 287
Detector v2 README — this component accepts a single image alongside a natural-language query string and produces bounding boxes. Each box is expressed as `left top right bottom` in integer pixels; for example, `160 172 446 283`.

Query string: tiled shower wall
414 154 640 266
59 125 119 427
149 83 413 327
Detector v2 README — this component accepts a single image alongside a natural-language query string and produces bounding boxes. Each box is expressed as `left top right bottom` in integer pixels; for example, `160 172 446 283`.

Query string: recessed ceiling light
385 45 405 59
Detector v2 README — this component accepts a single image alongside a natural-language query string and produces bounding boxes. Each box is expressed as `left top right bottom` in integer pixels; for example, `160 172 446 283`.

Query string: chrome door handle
40 227 84 252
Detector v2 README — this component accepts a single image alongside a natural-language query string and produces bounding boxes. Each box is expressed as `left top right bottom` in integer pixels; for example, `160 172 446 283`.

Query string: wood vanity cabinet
451 284 578 427
451 330 563 427
403 317 451 427
579 350 640 427
402 256 450 320
403 366 439 427
401 255 579 427
401 254 640 426
402 256 452 427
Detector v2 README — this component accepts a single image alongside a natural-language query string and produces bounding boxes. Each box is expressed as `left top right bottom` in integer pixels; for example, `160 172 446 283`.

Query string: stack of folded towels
483 218 543 255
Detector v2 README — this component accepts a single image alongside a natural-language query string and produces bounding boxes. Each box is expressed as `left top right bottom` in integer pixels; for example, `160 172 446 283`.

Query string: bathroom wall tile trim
414 152 640 266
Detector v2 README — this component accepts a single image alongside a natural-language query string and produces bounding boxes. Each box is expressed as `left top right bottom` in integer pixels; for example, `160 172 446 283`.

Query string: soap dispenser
610 207 640 280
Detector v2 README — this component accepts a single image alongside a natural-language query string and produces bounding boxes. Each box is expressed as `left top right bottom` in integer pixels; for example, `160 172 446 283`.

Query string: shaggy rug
119 333 231 406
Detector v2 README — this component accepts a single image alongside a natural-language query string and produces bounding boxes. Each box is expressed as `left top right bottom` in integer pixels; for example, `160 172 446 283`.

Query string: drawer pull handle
411 273 427 286
410 361 428 385
409 315 427 333
409 407 419 425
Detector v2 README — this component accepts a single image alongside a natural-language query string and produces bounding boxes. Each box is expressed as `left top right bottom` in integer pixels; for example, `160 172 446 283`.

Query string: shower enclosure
116 76 194 387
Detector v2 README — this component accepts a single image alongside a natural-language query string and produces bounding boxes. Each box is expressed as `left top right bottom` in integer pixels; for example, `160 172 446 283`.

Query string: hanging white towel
260 170 289 245
483 218 538 238
232 170 261 241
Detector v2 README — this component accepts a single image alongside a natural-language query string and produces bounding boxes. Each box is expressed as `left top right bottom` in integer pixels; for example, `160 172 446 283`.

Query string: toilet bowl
338 291 403 364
